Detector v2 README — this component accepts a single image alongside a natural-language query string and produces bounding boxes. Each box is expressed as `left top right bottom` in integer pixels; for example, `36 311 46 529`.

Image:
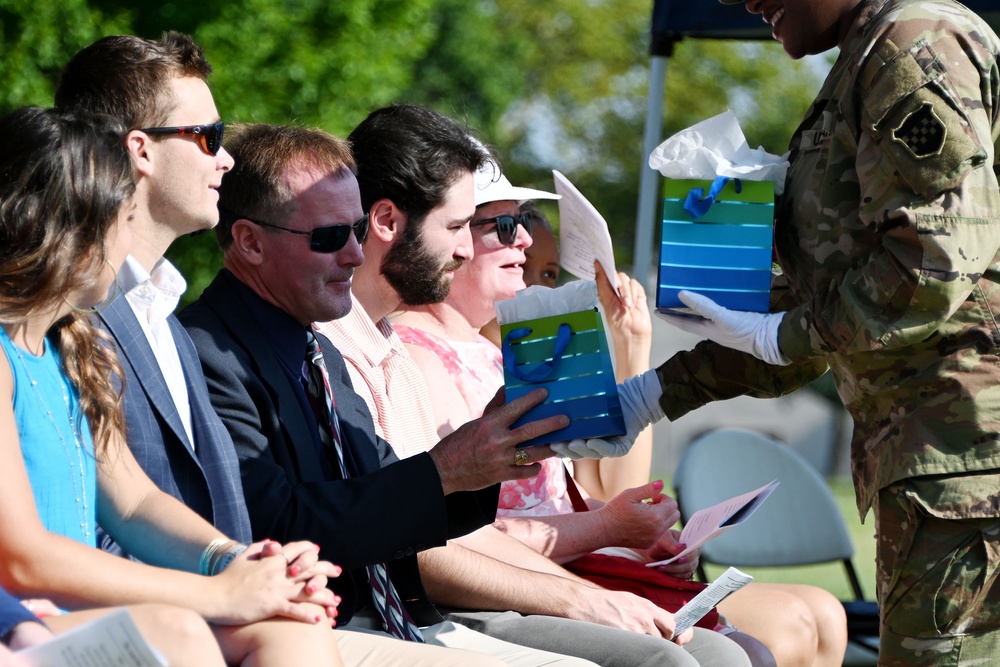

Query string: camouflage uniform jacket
659 0 1000 516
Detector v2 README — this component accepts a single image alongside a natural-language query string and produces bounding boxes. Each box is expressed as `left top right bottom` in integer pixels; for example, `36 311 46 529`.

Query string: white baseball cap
474 158 561 207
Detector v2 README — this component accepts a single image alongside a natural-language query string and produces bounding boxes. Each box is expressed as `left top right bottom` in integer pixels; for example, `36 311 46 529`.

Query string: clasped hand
211 539 341 626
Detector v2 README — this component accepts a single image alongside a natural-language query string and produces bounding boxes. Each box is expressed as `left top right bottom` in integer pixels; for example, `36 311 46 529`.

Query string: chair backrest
674 427 856 569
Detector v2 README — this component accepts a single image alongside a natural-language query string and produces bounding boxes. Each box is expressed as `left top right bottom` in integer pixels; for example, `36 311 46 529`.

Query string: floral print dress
396 324 571 518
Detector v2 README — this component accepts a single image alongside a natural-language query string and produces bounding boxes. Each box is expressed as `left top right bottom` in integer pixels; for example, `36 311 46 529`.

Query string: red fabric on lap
565 553 720 630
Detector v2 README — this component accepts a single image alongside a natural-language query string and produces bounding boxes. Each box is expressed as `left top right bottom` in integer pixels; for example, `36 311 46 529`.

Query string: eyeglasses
247 215 369 253
471 212 532 246
140 121 225 156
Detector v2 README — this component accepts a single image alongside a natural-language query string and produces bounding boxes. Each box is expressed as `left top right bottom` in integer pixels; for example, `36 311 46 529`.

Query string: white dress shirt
121 255 195 448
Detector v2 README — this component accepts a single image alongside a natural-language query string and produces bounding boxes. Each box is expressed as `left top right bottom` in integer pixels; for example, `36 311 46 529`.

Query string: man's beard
381 222 462 306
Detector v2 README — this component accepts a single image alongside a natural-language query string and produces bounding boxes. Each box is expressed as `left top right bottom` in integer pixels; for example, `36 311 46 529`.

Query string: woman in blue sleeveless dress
0 106 342 666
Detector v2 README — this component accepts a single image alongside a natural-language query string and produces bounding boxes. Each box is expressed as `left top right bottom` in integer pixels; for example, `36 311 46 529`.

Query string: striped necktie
302 329 424 642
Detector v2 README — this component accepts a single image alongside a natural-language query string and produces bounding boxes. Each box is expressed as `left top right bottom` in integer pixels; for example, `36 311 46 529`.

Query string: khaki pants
341 612 597 666
875 476 1000 666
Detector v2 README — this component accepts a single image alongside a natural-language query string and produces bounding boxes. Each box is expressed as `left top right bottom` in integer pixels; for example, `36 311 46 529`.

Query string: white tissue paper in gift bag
648 109 789 194
494 281 598 325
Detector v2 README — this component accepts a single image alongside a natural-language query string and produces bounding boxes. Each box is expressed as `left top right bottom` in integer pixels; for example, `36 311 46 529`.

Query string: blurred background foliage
0 0 830 302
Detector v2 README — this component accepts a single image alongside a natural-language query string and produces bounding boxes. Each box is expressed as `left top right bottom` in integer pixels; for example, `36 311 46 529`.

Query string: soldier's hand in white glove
551 369 665 460
660 290 790 366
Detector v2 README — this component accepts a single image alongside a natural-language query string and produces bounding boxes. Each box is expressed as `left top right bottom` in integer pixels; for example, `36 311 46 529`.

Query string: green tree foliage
0 0 829 300
0 0 130 112
197 0 438 134
398 0 530 136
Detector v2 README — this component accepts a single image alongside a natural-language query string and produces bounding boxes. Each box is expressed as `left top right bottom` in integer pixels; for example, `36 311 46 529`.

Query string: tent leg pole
634 54 669 294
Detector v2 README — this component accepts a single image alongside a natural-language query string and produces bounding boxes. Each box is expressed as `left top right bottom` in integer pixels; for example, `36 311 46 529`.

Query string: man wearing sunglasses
317 104 482 451
54 33 250 555
180 122 593 666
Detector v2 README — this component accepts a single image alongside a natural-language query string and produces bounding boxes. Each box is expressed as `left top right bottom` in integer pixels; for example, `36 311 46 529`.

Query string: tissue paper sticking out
648 110 789 195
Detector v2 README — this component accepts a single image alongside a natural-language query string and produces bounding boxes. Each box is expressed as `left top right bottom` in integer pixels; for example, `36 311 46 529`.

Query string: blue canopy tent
634 0 1000 290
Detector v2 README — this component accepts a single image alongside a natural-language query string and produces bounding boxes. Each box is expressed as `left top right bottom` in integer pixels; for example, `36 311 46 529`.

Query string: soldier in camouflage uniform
596 0 1000 664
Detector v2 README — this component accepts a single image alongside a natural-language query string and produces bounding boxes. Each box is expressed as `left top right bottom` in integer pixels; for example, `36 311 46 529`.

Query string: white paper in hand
646 480 779 568
552 170 620 297
673 567 754 635
18 608 167 667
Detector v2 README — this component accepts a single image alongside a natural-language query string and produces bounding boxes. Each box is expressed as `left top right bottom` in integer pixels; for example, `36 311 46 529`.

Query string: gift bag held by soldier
496 281 625 447
648 110 789 315
657 176 774 313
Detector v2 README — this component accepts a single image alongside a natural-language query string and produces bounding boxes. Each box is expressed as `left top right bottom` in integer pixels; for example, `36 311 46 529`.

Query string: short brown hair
348 104 487 228
215 123 355 250
54 31 212 130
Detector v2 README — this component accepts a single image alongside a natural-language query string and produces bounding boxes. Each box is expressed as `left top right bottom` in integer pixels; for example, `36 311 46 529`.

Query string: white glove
551 437 630 460
661 290 791 366
551 369 665 460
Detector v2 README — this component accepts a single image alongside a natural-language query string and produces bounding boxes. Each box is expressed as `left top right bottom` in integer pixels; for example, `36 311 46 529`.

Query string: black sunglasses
140 121 225 156
471 212 532 246
247 215 369 253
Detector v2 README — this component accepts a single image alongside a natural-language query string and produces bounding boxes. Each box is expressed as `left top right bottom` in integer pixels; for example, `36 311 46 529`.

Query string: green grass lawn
665 475 879 602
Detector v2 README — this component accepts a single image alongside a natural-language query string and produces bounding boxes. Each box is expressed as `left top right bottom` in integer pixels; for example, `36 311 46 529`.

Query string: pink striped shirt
315 294 439 458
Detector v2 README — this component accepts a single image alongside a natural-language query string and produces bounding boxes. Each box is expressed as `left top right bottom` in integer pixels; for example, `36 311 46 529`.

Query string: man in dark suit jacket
182 269 502 622
179 123 581 664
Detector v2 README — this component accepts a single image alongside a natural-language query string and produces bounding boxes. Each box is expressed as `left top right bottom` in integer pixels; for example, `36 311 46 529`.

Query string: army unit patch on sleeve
892 102 947 159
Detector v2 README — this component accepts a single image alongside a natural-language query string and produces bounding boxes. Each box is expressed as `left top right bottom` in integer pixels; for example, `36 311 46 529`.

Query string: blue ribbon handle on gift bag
503 323 572 383
683 176 742 219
